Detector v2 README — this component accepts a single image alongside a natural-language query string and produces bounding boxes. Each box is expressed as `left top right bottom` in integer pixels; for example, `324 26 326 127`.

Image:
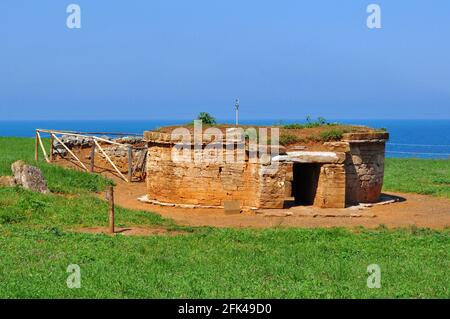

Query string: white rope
386 151 450 156
388 143 450 147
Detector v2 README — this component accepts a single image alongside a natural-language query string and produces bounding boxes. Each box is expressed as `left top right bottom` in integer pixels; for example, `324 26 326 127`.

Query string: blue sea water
0 119 449 159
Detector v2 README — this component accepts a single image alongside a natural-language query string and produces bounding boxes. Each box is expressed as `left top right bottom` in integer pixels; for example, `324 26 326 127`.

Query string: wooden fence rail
35 129 145 183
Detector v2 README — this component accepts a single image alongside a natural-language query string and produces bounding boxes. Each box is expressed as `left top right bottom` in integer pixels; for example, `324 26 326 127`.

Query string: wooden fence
35 129 146 183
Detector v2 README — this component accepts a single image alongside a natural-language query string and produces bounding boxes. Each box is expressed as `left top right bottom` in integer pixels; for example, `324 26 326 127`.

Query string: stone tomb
143 131 388 209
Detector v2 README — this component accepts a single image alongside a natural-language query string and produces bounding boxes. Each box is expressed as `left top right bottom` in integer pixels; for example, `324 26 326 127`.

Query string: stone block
224 201 241 214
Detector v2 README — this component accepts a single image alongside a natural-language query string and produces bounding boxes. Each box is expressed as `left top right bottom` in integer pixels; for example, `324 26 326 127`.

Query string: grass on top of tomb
154 122 377 146
0 136 449 298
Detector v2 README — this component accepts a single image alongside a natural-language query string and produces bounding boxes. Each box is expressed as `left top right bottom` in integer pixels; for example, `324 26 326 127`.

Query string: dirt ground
55 158 450 230
112 179 450 229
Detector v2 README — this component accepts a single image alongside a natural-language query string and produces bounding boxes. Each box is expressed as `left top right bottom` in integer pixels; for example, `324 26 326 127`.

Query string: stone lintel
272 151 343 164
345 139 387 144
342 132 389 141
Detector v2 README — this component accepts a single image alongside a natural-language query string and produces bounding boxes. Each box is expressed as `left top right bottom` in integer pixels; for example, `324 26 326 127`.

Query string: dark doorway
291 163 321 205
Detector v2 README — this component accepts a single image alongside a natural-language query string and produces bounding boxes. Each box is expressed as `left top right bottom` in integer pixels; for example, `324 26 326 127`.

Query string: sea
0 119 449 159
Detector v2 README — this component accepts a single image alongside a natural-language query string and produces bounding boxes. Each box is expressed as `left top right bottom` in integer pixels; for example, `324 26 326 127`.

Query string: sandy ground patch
113 178 450 229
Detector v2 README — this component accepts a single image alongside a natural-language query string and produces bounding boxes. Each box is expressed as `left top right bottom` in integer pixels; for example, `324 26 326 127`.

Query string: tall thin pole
49 133 54 162
235 98 240 127
35 130 39 162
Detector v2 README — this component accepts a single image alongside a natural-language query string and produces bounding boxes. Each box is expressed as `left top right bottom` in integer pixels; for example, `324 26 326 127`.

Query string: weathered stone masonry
144 131 388 209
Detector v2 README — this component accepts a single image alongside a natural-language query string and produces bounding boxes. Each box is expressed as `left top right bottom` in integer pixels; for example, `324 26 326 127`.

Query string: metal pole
235 98 239 127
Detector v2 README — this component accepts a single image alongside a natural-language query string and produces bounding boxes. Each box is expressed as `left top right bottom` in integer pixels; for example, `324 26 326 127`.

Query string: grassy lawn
0 137 449 298
0 137 112 194
384 158 450 199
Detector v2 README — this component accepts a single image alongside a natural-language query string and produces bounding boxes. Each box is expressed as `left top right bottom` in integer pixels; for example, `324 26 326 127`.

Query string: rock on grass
11 160 50 194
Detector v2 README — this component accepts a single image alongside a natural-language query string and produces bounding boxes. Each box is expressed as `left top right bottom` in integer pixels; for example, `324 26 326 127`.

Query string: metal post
235 98 240 127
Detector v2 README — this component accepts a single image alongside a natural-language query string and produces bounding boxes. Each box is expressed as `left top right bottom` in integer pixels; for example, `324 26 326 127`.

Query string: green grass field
0 137 449 298
384 158 450 199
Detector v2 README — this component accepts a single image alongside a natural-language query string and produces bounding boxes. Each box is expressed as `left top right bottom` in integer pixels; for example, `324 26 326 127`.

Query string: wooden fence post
128 146 133 183
36 131 50 163
35 130 39 161
90 139 95 173
106 186 115 234
49 133 54 162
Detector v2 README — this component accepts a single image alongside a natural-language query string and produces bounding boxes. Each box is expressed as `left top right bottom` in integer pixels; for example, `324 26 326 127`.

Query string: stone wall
94 145 146 174
145 131 388 209
52 135 147 178
314 164 346 208
146 143 286 208
344 141 386 204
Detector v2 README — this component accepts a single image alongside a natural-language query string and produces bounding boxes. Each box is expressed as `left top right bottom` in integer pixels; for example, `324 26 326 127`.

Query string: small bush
279 134 300 146
283 116 338 129
283 123 305 129
197 112 216 125
320 129 344 142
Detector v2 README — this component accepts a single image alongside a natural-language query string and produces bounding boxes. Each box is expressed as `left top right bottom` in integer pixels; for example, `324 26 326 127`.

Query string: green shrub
283 123 305 129
283 116 338 129
197 112 216 125
320 129 344 142
279 134 300 145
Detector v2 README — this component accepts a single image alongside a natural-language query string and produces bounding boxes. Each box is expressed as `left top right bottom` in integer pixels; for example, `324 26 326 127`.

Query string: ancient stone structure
143 130 388 209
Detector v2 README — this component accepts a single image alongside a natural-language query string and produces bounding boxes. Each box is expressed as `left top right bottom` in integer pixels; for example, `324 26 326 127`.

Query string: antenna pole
235 98 240 127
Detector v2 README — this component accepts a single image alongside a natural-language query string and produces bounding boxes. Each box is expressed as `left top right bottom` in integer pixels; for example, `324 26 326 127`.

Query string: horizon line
2 118 450 122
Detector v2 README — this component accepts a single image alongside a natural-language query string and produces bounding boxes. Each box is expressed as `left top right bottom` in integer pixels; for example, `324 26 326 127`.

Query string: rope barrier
388 143 450 147
386 151 450 156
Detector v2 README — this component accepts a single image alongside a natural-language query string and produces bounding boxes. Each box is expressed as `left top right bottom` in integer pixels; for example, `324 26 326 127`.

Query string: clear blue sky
0 0 449 120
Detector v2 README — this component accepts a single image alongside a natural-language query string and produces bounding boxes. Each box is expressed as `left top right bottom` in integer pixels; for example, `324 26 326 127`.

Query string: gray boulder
11 160 50 194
